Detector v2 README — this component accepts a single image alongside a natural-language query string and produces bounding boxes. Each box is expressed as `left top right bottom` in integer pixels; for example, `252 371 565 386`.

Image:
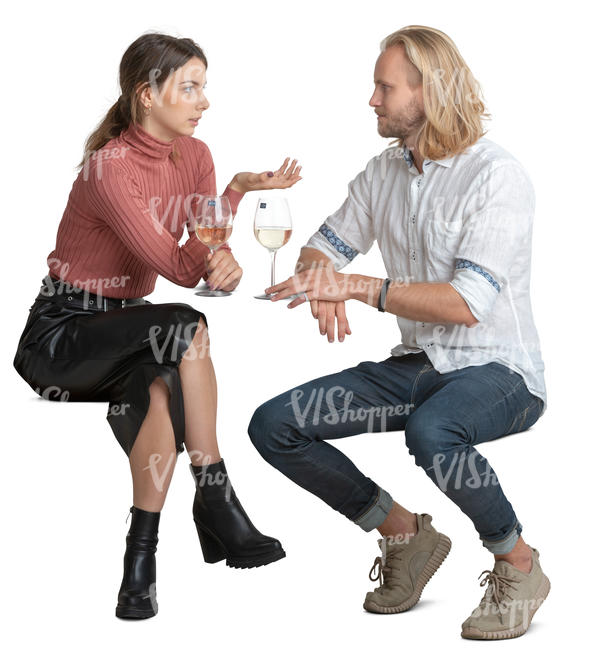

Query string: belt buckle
103 297 108 312
121 298 126 308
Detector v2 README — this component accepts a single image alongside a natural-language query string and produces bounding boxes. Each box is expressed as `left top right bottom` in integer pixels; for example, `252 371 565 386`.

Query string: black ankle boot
189 459 285 569
115 505 160 619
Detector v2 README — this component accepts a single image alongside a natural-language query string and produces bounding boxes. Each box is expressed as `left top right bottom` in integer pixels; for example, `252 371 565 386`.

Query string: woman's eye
184 87 193 93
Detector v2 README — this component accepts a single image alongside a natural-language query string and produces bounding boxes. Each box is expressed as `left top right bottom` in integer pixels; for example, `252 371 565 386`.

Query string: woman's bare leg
128 376 178 512
178 317 221 466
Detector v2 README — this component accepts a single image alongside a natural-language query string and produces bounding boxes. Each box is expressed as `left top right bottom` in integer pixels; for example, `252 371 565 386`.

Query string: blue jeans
248 351 545 554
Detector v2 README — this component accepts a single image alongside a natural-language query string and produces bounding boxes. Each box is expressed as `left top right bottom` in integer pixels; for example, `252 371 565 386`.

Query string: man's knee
404 410 466 469
248 400 298 459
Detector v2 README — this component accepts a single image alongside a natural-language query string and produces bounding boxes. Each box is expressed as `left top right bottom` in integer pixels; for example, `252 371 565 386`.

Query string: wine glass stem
270 250 277 288
207 247 216 285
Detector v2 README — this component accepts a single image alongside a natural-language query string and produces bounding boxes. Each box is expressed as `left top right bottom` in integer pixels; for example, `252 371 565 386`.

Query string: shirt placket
409 164 431 349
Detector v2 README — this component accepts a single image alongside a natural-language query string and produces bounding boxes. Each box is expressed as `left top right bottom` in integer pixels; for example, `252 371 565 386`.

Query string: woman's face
139 56 209 139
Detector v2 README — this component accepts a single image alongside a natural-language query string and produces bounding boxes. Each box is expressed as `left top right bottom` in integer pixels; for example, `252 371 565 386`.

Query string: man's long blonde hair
381 25 491 160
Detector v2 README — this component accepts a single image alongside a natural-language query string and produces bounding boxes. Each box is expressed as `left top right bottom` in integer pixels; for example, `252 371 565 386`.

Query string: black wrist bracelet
378 278 391 312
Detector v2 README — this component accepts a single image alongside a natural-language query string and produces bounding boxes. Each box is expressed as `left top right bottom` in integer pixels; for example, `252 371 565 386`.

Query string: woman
12 32 302 620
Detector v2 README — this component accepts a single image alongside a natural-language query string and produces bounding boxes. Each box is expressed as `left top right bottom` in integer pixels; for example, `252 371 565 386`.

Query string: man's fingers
318 300 327 336
325 302 336 342
310 299 319 319
336 301 351 341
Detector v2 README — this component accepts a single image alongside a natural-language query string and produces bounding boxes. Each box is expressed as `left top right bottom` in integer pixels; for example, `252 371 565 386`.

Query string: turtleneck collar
121 122 175 161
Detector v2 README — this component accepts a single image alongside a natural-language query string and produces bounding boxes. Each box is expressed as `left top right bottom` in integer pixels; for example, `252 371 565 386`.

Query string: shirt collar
121 122 175 161
402 143 455 170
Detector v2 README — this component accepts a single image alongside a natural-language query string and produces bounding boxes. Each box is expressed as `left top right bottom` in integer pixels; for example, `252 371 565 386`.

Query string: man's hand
266 266 352 303
230 157 302 193
206 249 243 291
310 299 352 342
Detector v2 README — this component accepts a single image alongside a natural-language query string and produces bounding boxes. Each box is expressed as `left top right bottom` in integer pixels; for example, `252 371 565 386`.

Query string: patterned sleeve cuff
303 223 360 271
449 259 501 323
305 223 359 271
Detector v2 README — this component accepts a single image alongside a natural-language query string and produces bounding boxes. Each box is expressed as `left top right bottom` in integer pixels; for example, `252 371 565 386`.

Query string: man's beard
378 96 425 145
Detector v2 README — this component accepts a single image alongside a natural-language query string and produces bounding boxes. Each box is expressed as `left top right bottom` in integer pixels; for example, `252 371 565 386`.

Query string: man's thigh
412 361 544 445
257 353 431 441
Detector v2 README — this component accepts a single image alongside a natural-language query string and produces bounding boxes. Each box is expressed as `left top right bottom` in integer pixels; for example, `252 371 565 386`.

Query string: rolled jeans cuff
481 520 523 554
353 486 393 532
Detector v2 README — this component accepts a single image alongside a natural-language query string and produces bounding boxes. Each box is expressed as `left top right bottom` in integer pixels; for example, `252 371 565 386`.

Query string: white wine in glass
193 195 234 297
253 197 294 300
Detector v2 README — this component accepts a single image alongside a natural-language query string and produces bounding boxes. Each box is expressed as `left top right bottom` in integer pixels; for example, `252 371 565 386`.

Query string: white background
1 0 602 647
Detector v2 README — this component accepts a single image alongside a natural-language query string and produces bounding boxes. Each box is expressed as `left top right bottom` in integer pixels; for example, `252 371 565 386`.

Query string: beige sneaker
363 512 452 614
461 546 550 640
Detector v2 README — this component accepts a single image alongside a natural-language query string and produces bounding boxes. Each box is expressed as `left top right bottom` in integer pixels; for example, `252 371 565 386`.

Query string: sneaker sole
460 574 551 640
363 532 452 614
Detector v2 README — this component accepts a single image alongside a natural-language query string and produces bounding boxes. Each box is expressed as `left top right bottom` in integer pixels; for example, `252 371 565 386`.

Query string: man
248 25 549 640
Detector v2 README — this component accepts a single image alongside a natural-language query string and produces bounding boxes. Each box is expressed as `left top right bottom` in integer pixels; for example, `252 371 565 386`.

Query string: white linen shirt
303 137 547 410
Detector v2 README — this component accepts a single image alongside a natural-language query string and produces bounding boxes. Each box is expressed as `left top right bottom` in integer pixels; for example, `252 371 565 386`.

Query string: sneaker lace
369 552 401 588
477 569 521 623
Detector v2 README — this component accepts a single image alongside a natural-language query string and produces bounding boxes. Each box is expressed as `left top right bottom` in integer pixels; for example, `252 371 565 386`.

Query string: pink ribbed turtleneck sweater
46 122 244 297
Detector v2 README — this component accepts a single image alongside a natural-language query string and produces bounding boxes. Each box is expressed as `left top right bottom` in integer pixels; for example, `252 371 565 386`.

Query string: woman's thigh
15 301 206 401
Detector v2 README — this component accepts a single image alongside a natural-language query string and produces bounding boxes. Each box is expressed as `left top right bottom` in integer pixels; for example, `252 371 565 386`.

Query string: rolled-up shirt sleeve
303 158 376 271
448 161 535 322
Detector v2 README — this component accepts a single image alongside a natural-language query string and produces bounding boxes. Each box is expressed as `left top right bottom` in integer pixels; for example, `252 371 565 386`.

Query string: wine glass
193 195 233 297
253 196 295 300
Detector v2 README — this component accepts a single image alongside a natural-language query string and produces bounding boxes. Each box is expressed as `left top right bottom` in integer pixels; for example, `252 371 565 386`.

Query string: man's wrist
349 273 383 307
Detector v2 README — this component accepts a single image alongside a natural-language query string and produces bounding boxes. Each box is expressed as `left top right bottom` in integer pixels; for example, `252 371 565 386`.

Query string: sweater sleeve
88 162 211 288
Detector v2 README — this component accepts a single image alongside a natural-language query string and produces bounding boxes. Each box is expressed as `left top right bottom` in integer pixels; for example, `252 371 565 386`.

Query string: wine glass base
194 282 232 297
195 289 232 297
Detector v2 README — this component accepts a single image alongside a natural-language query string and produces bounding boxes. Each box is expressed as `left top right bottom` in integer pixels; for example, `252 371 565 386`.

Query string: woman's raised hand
230 158 302 193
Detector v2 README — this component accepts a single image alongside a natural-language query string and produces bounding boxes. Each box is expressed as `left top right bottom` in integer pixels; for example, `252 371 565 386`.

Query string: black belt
36 275 147 311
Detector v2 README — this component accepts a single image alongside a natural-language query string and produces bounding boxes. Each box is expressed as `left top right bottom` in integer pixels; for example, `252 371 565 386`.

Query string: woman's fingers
276 157 290 174
208 260 241 290
221 269 243 292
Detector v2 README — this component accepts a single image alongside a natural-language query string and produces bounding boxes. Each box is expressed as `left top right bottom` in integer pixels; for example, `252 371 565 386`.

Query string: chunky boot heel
194 518 226 563
189 460 285 569
115 505 161 619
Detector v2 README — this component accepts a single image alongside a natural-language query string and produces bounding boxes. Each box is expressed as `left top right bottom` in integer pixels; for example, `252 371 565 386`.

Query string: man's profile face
370 45 425 146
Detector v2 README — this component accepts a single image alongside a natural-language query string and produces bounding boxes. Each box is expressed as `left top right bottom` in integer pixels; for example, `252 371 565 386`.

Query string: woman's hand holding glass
205 249 243 292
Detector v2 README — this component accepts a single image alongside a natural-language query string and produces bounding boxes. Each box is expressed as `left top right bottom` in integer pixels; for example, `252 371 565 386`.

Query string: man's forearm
348 273 478 327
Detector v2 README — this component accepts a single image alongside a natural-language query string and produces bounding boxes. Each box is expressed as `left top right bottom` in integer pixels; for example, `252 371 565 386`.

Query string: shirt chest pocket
424 218 464 255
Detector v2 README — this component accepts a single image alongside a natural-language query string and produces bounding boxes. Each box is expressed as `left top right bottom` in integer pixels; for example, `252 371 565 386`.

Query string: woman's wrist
229 173 248 194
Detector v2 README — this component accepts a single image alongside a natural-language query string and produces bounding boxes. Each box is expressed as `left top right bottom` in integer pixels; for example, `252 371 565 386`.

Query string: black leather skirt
13 275 208 457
